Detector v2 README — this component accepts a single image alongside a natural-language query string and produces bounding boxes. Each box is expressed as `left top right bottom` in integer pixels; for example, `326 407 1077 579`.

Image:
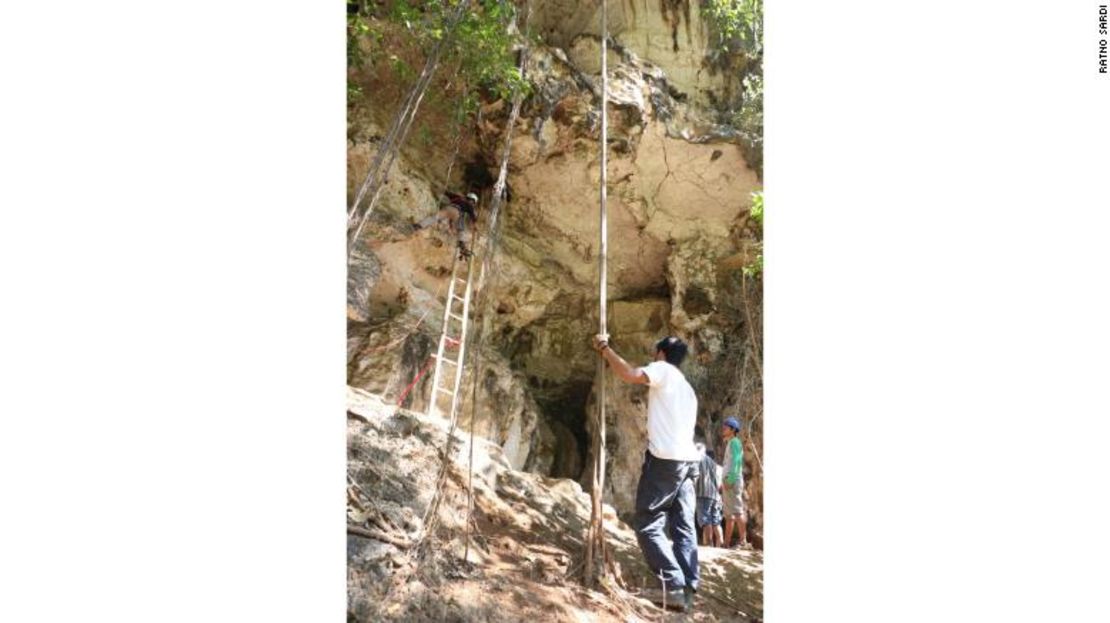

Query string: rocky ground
347 387 763 622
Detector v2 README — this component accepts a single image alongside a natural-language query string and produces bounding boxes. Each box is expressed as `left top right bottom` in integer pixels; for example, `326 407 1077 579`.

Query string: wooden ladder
425 251 476 420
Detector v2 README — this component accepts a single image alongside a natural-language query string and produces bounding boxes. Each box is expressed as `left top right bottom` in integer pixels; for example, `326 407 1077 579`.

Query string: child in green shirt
721 417 749 549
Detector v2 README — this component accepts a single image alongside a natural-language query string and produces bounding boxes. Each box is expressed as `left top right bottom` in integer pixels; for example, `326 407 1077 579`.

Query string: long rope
414 24 528 557
410 89 484 532
585 0 610 587
360 71 479 614
404 93 490 551
462 4 530 562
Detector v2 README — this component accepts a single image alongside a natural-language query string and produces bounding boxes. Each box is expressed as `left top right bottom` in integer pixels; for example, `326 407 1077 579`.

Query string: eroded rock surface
348 0 762 535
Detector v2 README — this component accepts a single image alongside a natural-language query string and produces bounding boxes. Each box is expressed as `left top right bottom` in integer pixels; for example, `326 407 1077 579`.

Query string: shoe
683 586 695 612
644 587 690 612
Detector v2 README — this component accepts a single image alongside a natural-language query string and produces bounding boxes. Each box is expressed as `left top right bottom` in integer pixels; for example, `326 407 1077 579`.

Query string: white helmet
466 192 479 203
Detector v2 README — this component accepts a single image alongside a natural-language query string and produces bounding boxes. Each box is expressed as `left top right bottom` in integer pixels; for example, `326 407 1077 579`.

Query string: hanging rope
400 90 487 551
462 3 530 563
584 0 611 588
415 20 529 557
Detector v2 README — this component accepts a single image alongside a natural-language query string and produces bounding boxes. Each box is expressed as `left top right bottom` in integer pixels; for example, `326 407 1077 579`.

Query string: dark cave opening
527 376 594 481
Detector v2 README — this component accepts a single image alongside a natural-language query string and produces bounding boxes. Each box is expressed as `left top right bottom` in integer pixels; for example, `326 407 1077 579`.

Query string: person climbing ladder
415 190 479 260
447 190 478 259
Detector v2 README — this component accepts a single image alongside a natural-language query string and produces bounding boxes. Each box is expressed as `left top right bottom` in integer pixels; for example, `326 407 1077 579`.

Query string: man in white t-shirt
593 334 700 612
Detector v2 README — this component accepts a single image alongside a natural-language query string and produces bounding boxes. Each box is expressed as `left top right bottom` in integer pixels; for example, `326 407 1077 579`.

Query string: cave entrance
529 377 593 481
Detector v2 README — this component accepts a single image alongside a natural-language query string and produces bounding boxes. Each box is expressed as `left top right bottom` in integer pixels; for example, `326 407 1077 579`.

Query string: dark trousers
634 451 700 591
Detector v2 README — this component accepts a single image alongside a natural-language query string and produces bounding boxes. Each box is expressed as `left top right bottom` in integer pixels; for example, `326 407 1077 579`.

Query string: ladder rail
425 257 462 417
445 252 476 424
425 249 477 420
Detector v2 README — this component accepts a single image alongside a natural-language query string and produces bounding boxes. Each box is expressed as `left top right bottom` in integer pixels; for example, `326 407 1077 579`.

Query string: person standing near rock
721 417 749 549
694 442 724 548
592 334 701 612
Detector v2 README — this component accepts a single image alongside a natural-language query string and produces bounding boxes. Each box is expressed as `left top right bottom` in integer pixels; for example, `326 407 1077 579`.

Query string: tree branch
347 524 413 549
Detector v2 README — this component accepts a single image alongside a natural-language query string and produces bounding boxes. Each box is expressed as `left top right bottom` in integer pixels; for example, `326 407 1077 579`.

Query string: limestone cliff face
530 0 742 113
348 0 762 534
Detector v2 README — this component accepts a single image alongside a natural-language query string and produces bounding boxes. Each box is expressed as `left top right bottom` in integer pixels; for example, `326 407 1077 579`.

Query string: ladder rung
447 312 464 322
451 294 466 302
435 355 459 366
436 387 455 395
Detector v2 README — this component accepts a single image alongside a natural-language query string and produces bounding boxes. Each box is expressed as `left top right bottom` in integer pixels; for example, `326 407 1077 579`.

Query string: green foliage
388 53 416 82
701 0 763 58
743 190 763 277
734 73 762 146
418 124 433 147
453 0 531 100
701 0 762 176
347 3 370 67
749 190 763 226
742 254 763 278
347 3 374 103
348 0 529 106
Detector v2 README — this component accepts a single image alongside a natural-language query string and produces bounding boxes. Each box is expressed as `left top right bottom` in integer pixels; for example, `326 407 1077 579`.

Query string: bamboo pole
585 0 610 587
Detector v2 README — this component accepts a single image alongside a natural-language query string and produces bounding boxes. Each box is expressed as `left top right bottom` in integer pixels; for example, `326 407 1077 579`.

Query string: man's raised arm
593 335 650 385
